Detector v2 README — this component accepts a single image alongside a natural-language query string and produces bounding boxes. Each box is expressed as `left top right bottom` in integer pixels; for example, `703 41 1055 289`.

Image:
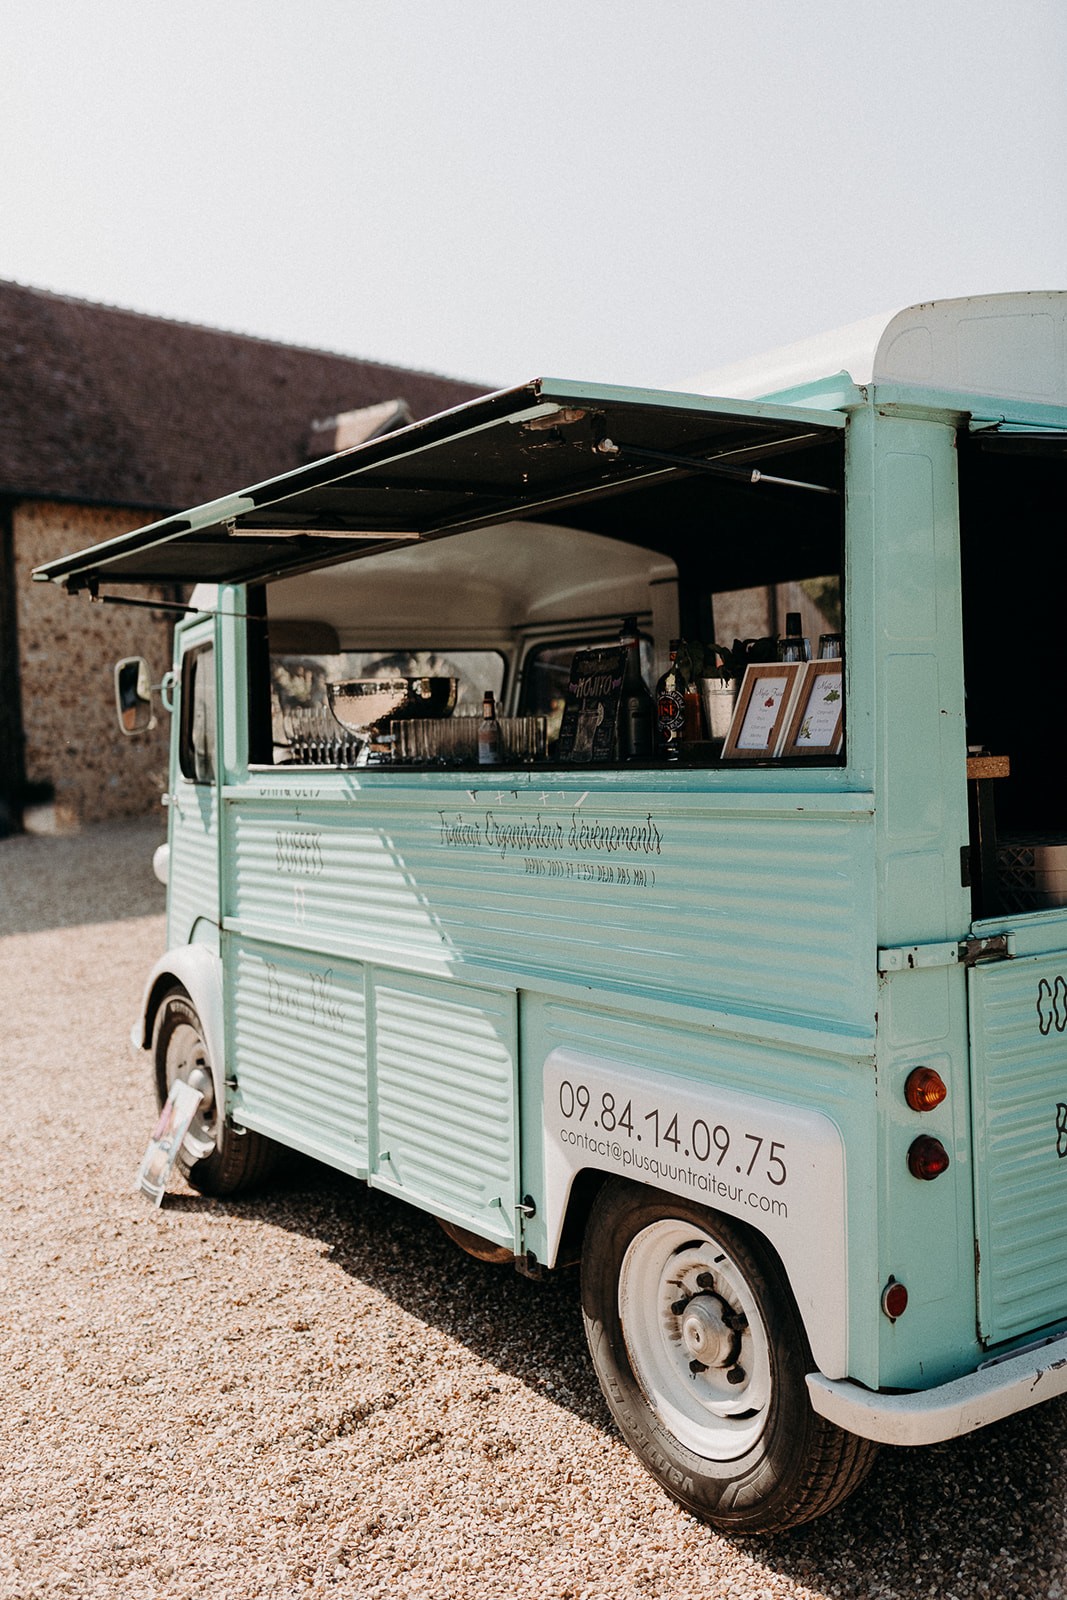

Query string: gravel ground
4 817 1067 1599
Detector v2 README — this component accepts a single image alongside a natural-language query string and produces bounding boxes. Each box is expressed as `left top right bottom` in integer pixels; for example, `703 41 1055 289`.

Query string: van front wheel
152 988 276 1196
581 1179 877 1533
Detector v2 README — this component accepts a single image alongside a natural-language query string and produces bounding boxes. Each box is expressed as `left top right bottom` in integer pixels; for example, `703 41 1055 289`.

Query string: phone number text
556 1079 788 1188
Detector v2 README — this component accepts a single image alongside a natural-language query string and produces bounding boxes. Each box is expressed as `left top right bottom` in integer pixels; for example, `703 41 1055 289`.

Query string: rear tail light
908 1135 950 1180
881 1280 909 1320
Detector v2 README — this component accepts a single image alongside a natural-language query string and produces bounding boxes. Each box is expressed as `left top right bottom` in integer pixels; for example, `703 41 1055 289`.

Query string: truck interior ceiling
254 431 845 770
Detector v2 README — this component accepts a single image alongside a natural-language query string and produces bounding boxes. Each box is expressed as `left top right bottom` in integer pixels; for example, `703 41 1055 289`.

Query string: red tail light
908 1135 950 1180
881 1280 909 1320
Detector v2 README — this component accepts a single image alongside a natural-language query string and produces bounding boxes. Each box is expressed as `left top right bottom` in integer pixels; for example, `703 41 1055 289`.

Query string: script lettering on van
437 802 662 889
274 828 325 876
265 961 346 1034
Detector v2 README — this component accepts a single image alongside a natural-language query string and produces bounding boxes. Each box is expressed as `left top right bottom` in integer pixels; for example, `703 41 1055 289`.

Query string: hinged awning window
32 378 844 591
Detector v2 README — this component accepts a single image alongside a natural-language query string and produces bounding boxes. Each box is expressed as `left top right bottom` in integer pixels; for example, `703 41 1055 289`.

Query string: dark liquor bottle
656 640 685 761
618 616 654 759
778 611 811 663
478 690 502 765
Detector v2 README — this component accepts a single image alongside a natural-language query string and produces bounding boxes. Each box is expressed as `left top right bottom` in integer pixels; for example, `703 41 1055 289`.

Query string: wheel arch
135 945 226 1113
542 1047 850 1378
554 1166 795 1292
552 1166 611 1267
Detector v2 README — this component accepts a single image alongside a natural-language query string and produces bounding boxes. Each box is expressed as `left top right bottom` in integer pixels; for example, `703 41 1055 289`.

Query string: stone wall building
0 281 483 831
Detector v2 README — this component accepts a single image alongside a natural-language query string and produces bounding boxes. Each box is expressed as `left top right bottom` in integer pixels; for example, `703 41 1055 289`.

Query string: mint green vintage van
37 292 1067 1532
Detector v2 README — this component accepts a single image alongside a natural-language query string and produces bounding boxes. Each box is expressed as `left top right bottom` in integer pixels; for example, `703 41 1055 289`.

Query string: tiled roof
0 280 486 511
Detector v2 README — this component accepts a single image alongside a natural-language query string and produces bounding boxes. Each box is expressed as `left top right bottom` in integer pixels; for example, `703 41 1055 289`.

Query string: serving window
252 426 845 772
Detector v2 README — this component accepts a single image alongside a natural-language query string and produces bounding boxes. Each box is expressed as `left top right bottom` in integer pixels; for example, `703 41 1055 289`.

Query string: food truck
35 292 1067 1532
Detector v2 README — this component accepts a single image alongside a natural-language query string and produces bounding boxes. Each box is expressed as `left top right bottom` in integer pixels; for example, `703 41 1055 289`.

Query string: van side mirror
115 656 156 735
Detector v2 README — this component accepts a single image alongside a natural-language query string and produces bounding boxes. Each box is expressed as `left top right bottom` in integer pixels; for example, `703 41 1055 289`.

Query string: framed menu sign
558 646 626 762
781 660 844 757
722 662 804 760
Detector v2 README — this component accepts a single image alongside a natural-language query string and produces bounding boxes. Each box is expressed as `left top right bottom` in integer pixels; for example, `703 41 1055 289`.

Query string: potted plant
673 641 746 741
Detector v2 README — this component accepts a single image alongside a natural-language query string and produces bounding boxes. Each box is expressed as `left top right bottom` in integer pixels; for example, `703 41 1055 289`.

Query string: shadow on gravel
171 1155 1067 1599
0 816 166 935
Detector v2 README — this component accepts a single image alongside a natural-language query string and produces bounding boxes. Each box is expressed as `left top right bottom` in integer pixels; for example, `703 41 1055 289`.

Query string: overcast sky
1 1 1064 391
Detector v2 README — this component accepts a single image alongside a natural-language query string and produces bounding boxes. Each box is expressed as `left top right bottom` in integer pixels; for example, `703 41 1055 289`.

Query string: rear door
969 912 1067 1345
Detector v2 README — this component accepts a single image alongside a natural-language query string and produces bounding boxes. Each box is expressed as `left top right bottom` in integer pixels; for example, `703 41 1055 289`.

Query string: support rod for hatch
595 438 839 496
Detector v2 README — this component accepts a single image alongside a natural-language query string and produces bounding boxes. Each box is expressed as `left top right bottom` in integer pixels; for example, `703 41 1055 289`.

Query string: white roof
685 292 1067 407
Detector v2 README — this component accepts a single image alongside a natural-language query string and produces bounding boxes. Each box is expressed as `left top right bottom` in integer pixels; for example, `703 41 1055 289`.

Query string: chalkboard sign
557 646 626 763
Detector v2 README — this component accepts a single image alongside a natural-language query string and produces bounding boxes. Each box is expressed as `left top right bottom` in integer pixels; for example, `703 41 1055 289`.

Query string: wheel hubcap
618 1220 773 1461
679 1293 738 1369
164 1019 218 1160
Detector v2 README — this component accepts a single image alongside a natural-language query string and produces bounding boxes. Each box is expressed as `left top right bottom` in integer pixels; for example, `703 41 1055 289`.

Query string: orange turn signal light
904 1066 948 1112
908 1135 951 1181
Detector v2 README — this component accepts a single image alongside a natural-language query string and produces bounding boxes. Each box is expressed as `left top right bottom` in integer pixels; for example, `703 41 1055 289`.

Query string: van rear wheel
152 988 276 1196
581 1178 877 1533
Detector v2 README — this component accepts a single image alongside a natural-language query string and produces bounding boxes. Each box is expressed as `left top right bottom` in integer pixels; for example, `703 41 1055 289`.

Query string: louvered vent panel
229 936 368 1174
372 973 518 1247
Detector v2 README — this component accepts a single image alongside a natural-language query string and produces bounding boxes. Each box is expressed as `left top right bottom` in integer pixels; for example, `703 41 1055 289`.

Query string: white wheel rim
163 1019 218 1160
618 1218 772 1461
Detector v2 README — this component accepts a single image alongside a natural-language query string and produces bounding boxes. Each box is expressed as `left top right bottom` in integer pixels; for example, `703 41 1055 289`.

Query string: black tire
581 1178 877 1533
152 987 277 1196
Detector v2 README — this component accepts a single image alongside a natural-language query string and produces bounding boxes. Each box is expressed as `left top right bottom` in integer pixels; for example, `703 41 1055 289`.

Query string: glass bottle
683 675 707 742
655 640 685 761
778 611 811 663
618 616 654 760
478 689 502 765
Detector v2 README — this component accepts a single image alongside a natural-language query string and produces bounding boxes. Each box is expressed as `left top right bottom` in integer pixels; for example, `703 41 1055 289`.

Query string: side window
179 644 216 784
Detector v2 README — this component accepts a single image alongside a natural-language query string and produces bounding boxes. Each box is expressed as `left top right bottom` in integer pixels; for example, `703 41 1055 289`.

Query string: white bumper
807 1334 1067 1446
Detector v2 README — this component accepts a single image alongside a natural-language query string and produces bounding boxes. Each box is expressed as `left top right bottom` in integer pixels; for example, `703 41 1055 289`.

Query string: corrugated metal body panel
167 784 218 946
372 973 519 1248
228 791 875 1036
970 952 1067 1342
227 935 369 1174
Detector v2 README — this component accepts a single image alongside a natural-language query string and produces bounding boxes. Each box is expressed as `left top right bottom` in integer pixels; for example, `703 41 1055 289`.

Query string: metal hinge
878 933 1016 973
958 933 1015 967
877 940 960 973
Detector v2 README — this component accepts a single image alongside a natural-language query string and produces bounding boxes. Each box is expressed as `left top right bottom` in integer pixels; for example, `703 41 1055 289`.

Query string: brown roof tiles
0 280 485 512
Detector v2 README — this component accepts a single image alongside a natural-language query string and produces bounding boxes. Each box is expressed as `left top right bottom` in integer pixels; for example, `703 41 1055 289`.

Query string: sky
1 0 1064 392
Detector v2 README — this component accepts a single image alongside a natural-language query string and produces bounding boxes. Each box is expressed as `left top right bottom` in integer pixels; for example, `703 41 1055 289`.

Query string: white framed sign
781 660 844 757
722 662 805 759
